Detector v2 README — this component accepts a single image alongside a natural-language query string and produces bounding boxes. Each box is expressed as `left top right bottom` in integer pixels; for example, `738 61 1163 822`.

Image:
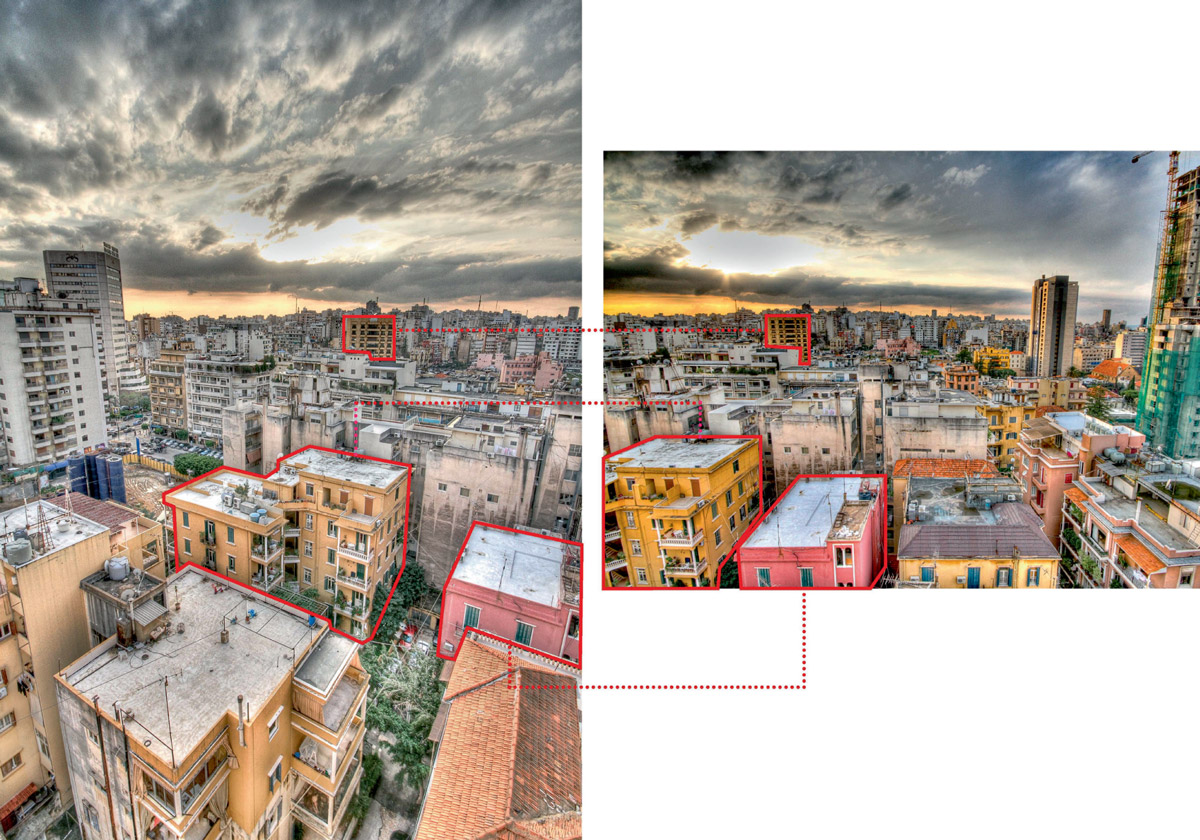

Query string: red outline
600 434 764 591
762 313 813 364
435 521 583 668
720 472 889 590
161 444 412 646
341 314 398 361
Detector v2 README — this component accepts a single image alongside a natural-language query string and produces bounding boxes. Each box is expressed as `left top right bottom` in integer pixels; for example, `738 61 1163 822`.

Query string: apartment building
764 314 812 358
1061 464 1200 589
888 458 999 557
55 567 369 840
148 344 193 434
437 524 580 663
498 352 564 389
341 314 395 360
979 399 1036 470
883 388 988 470
1029 274 1078 377
895 476 1059 588
1017 411 1144 547
1072 341 1114 373
0 279 108 468
415 634 581 840
165 447 409 639
943 364 980 394
737 475 885 588
759 389 861 495
0 495 165 824
604 436 761 588
972 346 1012 372
185 356 271 441
1007 376 1089 412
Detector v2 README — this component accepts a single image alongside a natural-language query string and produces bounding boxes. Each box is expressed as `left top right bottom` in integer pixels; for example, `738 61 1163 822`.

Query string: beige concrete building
149 344 193 434
1 495 165 829
1029 274 1079 377
342 316 394 360
55 567 368 840
165 448 408 639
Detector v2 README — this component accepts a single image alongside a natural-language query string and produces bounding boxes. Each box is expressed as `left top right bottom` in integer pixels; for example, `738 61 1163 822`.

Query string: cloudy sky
0 0 581 318
604 151 1191 322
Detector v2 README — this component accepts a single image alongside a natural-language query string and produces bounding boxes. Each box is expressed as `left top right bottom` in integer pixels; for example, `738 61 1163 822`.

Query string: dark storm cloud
604 150 1172 319
0 0 581 309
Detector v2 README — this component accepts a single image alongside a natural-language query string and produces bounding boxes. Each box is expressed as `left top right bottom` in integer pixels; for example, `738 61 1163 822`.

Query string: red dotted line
351 400 701 407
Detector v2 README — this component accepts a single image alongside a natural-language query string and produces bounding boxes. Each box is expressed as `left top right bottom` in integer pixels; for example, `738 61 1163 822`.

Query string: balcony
251 568 283 589
284 527 301 538
664 559 708 577
333 600 367 619
252 544 283 563
657 529 704 549
336 573 370 592
605 528 621 542
336 543 371 563
605 555 627 572
1112 559 1148 589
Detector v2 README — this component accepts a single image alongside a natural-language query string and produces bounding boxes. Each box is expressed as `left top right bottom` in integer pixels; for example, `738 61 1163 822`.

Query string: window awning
0 783 38 821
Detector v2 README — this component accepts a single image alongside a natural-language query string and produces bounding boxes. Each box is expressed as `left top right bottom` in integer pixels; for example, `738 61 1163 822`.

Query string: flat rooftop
898 500 1056 559
453 525 570 608
743 477 874 549
63 568 321 765
166 472 278 524
610 437 754 471
295 630 358 695
278 449 407 488
1 500 109 563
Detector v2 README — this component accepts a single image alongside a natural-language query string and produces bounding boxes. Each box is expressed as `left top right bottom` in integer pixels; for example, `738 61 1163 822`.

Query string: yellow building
978 400 1036 469
342 315 394 360
972 346 1012 373
166 447 408 639
895 476 1059 588
1 494 165 824
1006 376 1088 412
55 566 368 840
605 437 760 588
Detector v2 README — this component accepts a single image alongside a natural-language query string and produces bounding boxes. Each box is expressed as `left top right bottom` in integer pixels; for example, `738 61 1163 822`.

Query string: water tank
257 508 266 518
105 555 130 581
68 455 88 494
1109 451 1126 465
94 455 110 500
4 539 32 566
250 512 261 523
105 455 128 504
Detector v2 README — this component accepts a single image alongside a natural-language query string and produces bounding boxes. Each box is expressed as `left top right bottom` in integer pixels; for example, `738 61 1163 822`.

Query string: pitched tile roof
1115 534 1166 574
1090 359 1134 379
893 459 999 479
58 491 139 532
417 639 582 840
897 502 1057 559
1064 486 1088 505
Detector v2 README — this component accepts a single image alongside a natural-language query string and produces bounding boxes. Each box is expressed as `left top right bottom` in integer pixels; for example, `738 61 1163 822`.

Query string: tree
364 649 443 787
955 347 973 364
1067 366 1085 378
1122 388 1139 406
992 367 1017 379
719 556 740 589
174 453 223 476
1085 390 1112 421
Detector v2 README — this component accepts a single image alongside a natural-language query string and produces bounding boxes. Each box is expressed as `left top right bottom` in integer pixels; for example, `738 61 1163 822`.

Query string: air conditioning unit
908 575 919 582
1006 494 1017 502
956 575 966 584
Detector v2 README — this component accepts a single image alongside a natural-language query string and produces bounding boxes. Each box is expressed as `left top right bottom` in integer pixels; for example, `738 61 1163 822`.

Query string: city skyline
0 0 582 318
604 151 1189 321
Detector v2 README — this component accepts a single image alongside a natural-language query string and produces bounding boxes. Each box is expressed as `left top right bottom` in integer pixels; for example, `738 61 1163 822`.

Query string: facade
42 244 130 402
1114 329 1147 372
979 400 1036 470
762 390 860 495
1006 376 1089 412
943 364 980 394
896 477 1059 588
972 346 1012 372
165 447 409 639
604 436 761 588
0 279 108 468
56 567 368 840
888 459 999 557
1 496 165 822
882 389 988 470
1071 341 1114 373
185 357 271 441
498 352 564 389
437 524 580 662
341 315 395 360
1029 274 1079 377
764 314 812 358
415 635 581 840
148 344 192 434
1016 411 1145 548
737 475 885 588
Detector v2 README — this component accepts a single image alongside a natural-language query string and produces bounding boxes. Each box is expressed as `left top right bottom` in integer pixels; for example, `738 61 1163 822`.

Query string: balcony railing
605 528 621 542
664 560 708 577
336 543 370 562
658 530 704 548
605 556 627 572
336 573 370 592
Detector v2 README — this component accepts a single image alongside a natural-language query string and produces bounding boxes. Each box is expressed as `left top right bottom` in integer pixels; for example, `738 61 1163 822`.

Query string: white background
578 2 1198 837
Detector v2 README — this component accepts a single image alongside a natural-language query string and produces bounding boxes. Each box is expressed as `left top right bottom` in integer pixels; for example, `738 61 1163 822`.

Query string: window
714 528 722 546
464 605 481 629
710 501 719 519
268 758 282 793
756 568 772 587
304 513 313 530
630 539 642 556
997 567 1012 587
226 525 235 544
182 511 190 528
324 576 335 593
920 566 935 584
567 614 580 639
437 482 447 492
728 516 735 531
486 493 499 503
268 707 282 740
725 489 733 507
141 769 174 814
514 621 534 646
1026 567 1041 587
800 567 815 588
625 512 635 528
227 556 236 572
568 444 582 456
304 540 313 557
0 712 14 734
327 548 336 565
459 487 470 497
303 568 312 584
835 546 852 567
732 458 740 473
1181 568 1195 589
184 538 191 555
327 521 338 537
635 568 649 584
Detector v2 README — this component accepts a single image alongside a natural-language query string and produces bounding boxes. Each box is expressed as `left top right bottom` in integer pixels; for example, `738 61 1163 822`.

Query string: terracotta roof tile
1064 486 1088 504
1115 534 1166 574
57 491 139 532
893 458 1000 479
1090 359 1132 379
417 639 582 840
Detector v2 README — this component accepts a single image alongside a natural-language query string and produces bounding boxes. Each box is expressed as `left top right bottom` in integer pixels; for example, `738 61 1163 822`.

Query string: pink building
438 523 581 663
737 475 886 588
874 337 921 358
473 352 505 370
499 352 564 388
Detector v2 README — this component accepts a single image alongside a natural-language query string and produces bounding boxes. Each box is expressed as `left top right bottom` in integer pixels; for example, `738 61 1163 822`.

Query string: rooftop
893 458 999 479
62 568 321 766
278 449 407 488
58 492 140 532
743 477 876 549
453 525 573 609
610 437 754 471
294 630 359 695
0 500 109 563
166 471 280 525
898 498 1056 559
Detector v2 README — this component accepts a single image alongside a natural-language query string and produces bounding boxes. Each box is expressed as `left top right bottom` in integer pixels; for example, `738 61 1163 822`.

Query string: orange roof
1090 359 1133 379
417 639 582 840
1034 405 1069 417
1116 534 1165 574
893 458 1000 478
1064 486 1088 505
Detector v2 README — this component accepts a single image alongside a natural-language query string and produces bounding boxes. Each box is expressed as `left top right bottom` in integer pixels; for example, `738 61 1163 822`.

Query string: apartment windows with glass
835 546 852 567
514 621 534 646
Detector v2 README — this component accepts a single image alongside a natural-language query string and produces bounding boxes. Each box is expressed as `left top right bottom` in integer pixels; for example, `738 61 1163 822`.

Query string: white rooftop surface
167 472 277 524
279 449 406 488
0 500 109 559
64 569 321 765
454 525 566 608
295 629 358 695
743 477 867 549
613 437 753 471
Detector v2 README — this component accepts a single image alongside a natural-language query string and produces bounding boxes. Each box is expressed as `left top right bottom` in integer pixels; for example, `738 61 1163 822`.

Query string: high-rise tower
1029 274 1079 377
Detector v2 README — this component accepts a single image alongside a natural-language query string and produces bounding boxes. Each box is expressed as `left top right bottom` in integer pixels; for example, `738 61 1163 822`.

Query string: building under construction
1137 153 1200 458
